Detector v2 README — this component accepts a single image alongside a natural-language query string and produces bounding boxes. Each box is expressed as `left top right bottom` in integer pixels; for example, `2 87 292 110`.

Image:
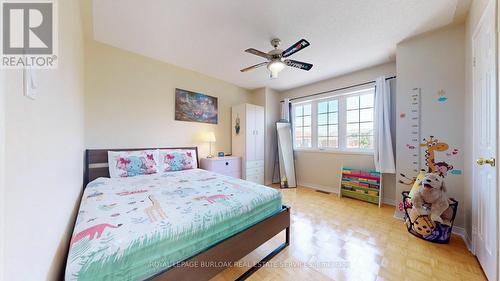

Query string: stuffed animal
408 169 427 198
411 173 452 225
408 208 435 236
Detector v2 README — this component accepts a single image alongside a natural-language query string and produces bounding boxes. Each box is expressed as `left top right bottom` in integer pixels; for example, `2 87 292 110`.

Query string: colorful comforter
65 169 282 281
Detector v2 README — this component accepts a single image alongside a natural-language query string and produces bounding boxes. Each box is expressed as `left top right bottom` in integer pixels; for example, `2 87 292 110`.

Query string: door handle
476 157 496 167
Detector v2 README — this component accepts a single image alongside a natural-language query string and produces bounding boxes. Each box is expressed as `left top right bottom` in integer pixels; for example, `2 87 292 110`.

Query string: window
346 93 374 149
291 88 375 152
293 103 312 148
317 99 338 148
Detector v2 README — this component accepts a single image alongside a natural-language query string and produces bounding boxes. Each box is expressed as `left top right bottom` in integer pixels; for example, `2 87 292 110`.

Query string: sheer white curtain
281 98 291 121
374 76 396 173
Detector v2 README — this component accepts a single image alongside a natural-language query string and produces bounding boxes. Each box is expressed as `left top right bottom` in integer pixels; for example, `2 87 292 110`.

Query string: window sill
293 148 374 156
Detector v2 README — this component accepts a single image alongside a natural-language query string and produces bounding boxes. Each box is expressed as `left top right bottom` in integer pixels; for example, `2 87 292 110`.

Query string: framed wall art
175 88 218 124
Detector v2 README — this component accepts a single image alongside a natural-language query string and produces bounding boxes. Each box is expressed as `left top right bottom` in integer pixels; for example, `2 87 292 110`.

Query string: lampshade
205 132 216 143
267 60 285 79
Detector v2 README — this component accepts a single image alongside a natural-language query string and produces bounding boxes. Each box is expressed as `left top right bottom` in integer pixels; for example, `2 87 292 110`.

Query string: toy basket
401 191 458 244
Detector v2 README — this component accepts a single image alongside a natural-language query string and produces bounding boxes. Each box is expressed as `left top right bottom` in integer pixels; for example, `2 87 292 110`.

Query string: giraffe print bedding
65 169 282 281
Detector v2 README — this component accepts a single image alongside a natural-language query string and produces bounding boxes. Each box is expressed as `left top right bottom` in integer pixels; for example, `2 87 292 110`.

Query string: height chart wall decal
396 84 463 217
398 88 422 189
409 88 421 173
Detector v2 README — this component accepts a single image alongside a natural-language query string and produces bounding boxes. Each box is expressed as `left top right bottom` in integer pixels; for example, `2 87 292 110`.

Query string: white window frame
291 86 375 155
317 97 340 149
291 102 313 148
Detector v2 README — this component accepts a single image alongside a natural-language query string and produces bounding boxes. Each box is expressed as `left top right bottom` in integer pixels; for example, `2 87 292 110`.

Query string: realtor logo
1 1 58 68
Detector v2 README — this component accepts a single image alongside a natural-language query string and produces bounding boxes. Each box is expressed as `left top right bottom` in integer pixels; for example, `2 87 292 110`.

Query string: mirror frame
276 121 297 188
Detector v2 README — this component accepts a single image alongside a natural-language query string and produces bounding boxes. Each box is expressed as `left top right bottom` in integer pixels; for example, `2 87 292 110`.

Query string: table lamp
205 132 216 158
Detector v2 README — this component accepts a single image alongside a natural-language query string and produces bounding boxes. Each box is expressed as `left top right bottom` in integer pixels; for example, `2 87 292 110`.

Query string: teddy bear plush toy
411 173 453 225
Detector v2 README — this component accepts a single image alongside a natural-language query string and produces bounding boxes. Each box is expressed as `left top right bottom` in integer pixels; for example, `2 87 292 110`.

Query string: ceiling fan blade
285 59 313 71
282 39 310 58
244 48 271 59
240 62 268 72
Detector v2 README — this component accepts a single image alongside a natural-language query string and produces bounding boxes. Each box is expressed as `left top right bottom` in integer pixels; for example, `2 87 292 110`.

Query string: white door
472 1 498 280
254 106 265 161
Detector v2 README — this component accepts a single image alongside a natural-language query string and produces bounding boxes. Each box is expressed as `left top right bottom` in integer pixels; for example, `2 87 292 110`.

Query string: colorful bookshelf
340 167 382 207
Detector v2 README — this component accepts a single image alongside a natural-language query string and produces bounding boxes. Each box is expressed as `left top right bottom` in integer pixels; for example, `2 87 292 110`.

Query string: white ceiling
93 0 467 91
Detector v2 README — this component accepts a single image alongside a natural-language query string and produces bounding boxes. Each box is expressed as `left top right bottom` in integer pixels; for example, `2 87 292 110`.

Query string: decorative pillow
108 150 160 178
159 149 197 172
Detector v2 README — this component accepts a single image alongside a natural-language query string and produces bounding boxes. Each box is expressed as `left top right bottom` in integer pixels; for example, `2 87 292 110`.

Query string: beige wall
251 87 281 185
279 62 397 203
81 0 252 156
464 0 492 246
396 24 466 227
0 58 5 281
250 88 266 107
228 87 280 185
3 1 85 280
264 88 281 184
84 41 253 156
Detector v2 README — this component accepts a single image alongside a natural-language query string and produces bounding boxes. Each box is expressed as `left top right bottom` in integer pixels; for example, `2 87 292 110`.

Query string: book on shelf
340 167 382 206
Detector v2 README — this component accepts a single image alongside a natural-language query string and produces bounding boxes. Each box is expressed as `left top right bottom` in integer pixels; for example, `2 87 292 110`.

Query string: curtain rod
281 76 396 103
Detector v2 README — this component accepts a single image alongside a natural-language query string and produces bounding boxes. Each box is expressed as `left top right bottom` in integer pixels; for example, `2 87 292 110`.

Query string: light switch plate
23 68 37 100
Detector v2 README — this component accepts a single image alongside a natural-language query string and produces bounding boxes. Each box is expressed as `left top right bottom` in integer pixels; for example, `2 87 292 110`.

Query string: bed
65 147 290 281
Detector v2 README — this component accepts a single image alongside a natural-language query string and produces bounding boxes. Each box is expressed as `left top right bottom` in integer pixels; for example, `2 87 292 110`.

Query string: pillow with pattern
108 150 160 178
159 149 197 172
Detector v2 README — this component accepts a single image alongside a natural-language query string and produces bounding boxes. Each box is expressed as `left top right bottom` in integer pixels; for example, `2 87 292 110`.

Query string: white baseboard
451 226 475 253
393 210 473 253
301 183 475 254
299 182 397 207
393 209 405 220
452 226 465 238
382 198 396 206
464 230 474 253
298 181 340 195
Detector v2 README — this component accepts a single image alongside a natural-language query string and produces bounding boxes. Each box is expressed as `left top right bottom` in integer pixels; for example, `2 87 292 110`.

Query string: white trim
450 226 474 253
472 0 495 39
311 99 318 149
291 102 313 149
292 87 376 152
304 184 474 252
452 226 466 240
294 147 374 155
393 209 405 220
392 212 473 253
298 181 340 194
497 0 500 277
471 2 499 279
299 181 395 206
465 228 475 253
382 198 396 206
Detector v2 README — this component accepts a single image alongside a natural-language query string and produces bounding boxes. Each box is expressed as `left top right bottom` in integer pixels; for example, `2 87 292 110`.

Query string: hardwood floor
210 186 487 281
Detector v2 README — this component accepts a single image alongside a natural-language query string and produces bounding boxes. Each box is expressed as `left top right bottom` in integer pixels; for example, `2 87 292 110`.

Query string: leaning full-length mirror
276 122 297 188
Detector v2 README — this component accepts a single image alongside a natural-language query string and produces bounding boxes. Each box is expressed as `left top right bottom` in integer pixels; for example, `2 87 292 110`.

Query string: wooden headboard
85 147 199 185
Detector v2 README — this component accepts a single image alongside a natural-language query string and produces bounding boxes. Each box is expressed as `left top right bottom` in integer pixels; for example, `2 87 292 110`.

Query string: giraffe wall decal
420 136 449 173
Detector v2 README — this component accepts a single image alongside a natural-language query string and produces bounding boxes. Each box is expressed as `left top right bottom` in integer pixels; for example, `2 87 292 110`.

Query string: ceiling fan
240 38 313 79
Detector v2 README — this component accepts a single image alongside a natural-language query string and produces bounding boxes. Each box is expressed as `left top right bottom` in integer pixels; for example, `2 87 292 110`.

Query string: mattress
65 169 282 281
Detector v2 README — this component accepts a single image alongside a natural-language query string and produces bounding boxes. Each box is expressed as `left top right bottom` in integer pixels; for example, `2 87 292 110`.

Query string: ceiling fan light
267 61 285 79
268 61 285 72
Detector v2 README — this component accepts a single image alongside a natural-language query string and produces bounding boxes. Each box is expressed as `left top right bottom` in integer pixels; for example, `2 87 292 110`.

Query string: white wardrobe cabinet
232 104 265 184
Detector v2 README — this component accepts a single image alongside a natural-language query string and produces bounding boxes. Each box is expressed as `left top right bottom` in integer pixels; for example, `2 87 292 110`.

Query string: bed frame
84 147 290 281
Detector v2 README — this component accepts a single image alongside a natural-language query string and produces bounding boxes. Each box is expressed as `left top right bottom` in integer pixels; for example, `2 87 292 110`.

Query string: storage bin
401 191 458 244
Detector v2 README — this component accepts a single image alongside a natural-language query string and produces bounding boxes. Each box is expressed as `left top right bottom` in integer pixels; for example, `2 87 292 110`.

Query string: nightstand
200 156 241 179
